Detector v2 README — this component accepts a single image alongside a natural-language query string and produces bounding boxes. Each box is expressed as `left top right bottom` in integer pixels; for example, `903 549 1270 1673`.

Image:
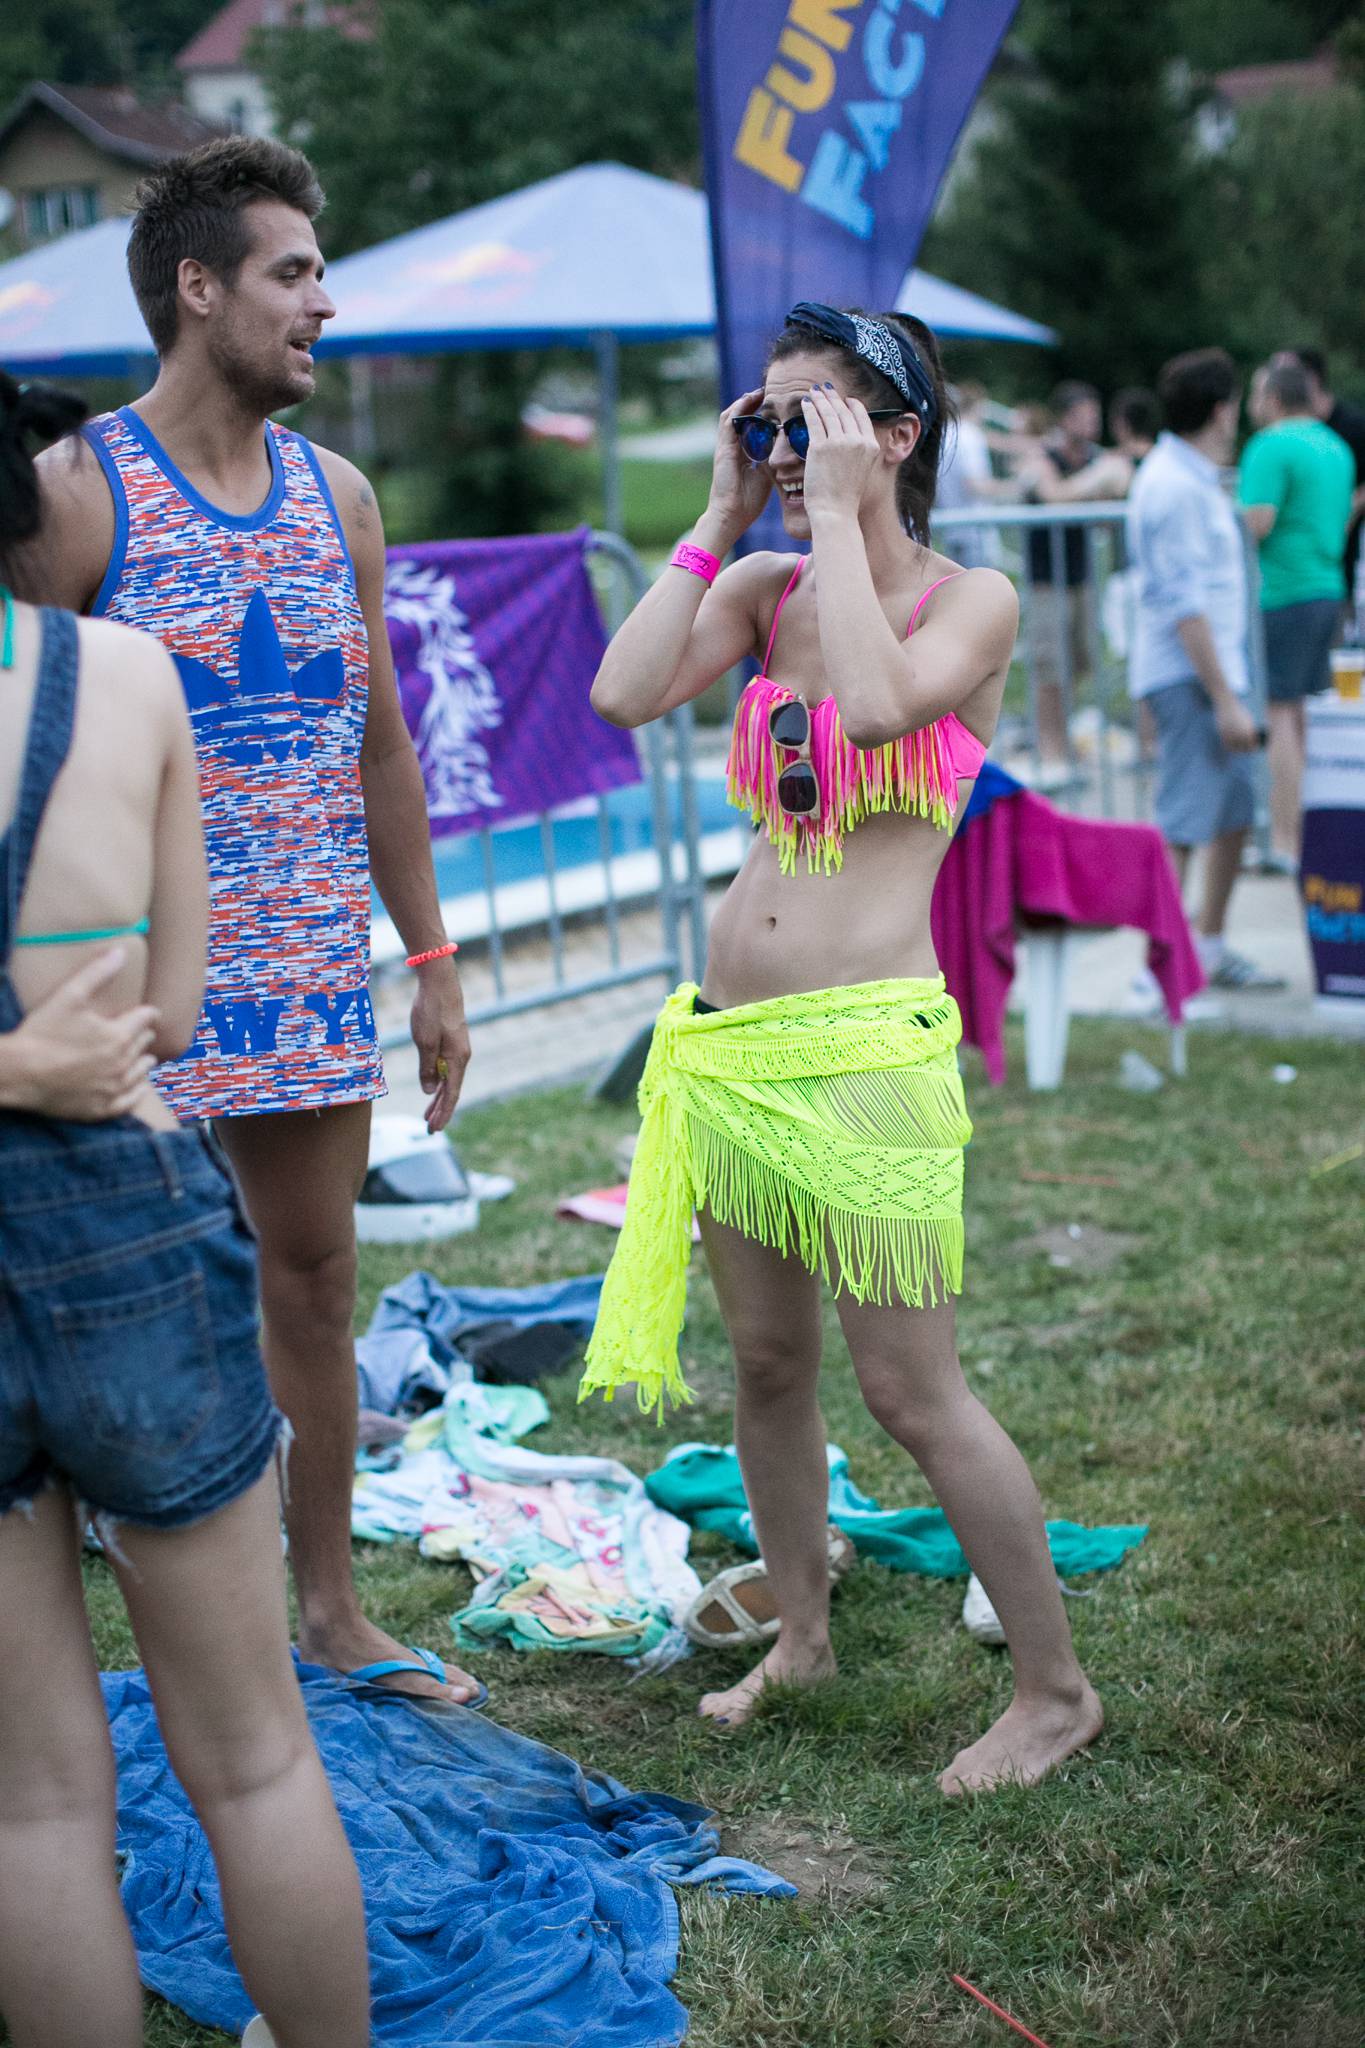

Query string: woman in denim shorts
0 376 369 2048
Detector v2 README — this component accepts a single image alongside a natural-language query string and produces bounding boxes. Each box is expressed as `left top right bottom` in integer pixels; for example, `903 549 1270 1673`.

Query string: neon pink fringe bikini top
726 557 988 875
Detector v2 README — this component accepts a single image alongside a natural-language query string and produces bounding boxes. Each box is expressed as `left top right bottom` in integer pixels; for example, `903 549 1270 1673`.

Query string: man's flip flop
343 1645 489 1709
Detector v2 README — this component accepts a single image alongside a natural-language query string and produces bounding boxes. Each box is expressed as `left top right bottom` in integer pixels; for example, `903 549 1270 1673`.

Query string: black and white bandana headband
786 301 937 426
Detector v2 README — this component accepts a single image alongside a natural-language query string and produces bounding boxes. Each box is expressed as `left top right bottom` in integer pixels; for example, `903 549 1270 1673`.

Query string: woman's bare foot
300 1616 484 1706
939 1682 1103 1795
698 1637 837 1728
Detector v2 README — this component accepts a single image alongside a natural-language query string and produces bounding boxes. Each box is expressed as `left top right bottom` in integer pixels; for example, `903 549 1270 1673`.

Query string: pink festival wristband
670 542 720 585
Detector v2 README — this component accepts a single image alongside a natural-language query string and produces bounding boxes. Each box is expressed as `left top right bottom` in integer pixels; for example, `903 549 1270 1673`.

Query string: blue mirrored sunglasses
733 409 906 465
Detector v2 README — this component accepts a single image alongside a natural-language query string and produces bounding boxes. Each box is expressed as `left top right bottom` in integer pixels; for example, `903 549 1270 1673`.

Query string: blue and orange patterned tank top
84 405 385 1120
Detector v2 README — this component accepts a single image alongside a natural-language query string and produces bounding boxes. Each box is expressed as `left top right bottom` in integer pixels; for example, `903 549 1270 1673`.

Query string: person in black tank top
1023 382 1104 774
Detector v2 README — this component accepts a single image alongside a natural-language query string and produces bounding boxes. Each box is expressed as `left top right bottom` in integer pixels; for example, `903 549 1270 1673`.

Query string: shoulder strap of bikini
1 607 78 990
907 570 967 637
760 557 806 674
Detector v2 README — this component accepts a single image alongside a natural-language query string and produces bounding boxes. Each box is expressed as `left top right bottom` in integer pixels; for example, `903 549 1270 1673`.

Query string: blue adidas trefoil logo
174 588 347 768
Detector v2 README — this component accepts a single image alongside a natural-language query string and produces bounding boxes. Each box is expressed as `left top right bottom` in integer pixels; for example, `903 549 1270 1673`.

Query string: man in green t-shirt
1239 358 1355 863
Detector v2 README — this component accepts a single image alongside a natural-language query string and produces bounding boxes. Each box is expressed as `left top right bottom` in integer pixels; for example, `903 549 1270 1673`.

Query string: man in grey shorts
1127 349 1281 991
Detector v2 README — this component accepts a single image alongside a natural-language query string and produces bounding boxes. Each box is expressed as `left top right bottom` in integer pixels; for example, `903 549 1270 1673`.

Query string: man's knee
258 1234 357 1337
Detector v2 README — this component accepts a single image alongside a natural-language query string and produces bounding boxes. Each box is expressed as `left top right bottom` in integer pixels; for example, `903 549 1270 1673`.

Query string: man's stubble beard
207 327 310 421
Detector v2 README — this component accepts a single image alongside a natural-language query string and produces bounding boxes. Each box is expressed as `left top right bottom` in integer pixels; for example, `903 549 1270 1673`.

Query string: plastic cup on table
1330 646 1364 701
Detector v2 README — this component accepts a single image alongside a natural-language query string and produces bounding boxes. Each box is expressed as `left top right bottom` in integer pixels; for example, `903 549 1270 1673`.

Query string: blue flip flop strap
345 1646 446 1685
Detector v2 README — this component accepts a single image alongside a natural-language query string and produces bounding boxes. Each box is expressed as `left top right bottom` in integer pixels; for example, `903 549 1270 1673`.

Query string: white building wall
183 69 275 138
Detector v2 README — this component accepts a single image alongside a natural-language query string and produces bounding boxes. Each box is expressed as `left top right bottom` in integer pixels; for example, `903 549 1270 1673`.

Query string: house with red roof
1197 46 1342 150
177 0 306 139
0 82 222 247
177 0 364 139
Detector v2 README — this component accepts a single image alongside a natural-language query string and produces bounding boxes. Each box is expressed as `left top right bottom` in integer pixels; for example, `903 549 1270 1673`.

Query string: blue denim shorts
0 1114 282 1529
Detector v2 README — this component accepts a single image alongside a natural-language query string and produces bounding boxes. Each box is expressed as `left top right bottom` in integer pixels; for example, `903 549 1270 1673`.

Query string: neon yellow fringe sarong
578 976 972 1418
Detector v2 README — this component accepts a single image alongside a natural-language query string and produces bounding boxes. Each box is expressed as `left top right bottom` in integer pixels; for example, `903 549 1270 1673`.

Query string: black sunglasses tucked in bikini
768 697 819 816
733 409 907 465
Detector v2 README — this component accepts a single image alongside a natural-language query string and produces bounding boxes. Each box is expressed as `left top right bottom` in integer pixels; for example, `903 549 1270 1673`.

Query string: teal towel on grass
644 1442 1147 1578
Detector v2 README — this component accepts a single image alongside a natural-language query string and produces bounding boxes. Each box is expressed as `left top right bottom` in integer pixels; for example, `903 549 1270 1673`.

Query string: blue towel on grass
105 1660 791 2046
368 1271 605 1372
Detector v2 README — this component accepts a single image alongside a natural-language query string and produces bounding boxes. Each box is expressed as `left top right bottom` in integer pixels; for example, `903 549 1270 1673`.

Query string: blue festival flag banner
697 0 1020 404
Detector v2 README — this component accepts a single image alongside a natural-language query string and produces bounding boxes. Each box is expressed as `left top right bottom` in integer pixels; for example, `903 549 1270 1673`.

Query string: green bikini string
14 921 151 947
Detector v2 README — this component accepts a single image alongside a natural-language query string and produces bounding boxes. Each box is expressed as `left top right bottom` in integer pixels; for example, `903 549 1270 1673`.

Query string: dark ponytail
0 369 89 590
767 308 954 545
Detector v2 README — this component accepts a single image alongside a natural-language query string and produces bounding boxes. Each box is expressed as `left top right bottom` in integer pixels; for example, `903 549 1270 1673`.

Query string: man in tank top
30 137 483 1705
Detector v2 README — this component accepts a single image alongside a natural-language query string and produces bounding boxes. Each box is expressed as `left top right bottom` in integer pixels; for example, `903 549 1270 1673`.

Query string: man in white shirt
1127 348 1280 989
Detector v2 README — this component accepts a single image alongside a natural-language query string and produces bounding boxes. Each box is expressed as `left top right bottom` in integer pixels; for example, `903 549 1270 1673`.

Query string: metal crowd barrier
931 500 1269 835
376 502 1271 1053
933 501 1134 815
374 530 708 1053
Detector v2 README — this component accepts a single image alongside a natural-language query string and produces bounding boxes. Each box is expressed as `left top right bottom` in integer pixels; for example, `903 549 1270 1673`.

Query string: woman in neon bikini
582 305 1102 1793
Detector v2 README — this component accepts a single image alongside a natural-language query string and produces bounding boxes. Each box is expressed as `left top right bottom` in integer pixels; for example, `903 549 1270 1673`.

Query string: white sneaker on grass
1202 945 1285 991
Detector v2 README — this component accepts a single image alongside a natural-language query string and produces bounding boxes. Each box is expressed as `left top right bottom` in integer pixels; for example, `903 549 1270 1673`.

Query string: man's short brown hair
128 137 325 355
1157 348 1238 436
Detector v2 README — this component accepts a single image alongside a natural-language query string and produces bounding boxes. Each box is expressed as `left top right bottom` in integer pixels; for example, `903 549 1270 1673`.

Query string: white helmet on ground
355 1115 479 1244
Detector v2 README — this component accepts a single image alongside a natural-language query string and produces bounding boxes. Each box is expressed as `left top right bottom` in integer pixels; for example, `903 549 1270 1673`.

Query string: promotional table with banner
1301 695 1365 1014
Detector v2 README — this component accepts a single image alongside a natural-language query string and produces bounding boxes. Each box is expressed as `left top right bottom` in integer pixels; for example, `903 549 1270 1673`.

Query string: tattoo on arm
355 482 376 530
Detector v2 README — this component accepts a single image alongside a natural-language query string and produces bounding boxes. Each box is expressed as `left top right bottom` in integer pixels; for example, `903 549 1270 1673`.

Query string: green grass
71 1020 1365 2046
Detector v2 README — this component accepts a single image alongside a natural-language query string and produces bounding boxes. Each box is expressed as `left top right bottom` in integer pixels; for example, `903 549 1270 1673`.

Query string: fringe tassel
686 1112 964 1308
580 983 971 1418
578 1060 700 1421
726 678 954 874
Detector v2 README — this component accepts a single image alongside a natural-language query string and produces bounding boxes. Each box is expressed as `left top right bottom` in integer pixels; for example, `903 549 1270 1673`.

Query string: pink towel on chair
931 790 1205 1084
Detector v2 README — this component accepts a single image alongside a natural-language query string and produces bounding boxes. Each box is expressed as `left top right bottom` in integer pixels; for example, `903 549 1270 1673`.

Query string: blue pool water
382 777 738 909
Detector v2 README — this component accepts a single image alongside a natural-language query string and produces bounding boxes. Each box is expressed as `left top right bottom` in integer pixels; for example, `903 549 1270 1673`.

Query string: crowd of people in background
935 344 1365 987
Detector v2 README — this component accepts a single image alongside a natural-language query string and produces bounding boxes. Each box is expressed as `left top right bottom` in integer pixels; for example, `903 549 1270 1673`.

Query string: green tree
257 0 697 536
1171 0 1358 71
1203 79 1365 395
0 1 221 107
260 0 696 257
0 4 123 111
1337 2 1365 82
925 0 1211 397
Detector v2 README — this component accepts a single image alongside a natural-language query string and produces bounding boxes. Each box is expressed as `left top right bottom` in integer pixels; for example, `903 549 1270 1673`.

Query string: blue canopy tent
317 163 1054 529
0 163 1054 524
0 217 153 377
